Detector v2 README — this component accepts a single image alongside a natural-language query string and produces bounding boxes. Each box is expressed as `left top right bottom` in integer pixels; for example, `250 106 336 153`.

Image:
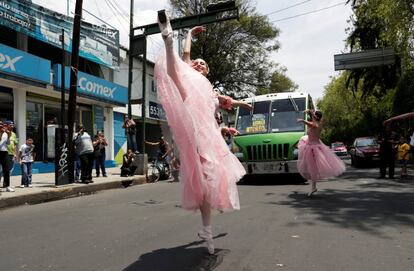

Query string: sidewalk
0 167 146 209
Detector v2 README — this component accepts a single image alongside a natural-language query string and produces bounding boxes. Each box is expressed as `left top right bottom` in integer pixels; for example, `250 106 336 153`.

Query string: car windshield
332 142 345 148
356 138 378 147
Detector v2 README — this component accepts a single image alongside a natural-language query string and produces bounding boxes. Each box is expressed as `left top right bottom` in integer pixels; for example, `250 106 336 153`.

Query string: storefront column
13 88 26 147
16 32 28 51
104 107 114 160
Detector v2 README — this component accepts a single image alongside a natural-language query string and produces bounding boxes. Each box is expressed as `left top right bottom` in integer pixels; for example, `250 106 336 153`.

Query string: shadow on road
238 174 307 186
123 234 229 271
273 188 414 238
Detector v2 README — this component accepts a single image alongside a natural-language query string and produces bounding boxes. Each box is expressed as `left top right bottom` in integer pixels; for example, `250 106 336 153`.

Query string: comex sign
53 64 128 105
79 77 116 99
0 43 51 83
0 53 22 71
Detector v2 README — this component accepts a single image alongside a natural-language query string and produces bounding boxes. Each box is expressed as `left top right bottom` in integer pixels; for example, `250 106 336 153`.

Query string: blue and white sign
0 0 120 69
0 43 50 83
53 64 127 105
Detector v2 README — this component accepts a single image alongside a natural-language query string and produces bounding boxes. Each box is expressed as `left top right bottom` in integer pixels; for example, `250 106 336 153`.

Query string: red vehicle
349 137 380 167
331 142 348 158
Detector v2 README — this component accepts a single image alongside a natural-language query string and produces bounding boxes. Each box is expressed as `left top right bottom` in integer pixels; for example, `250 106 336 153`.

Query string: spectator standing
170 153 180 182
18 138 35 187
0 121 13 192
120 149 137 177
145 136 171 162
122 115 138 153
5 121 18 176
73 125 94 184
378 125 399 179
409 128 414 152
396 136 410 178
74 153 81 181
93 131 108 177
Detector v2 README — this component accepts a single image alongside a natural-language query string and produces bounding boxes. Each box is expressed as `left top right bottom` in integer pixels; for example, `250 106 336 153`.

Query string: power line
105 0 129 25
270 1 347 23
264 0 312 16
102 0 129 33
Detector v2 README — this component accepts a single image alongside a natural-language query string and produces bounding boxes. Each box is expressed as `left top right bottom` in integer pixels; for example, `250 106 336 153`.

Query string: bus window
236 101 270 135
270 98 306 132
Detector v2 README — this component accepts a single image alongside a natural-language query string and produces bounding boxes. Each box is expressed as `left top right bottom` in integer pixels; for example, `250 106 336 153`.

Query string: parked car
331 142 348 158
349 137 380 167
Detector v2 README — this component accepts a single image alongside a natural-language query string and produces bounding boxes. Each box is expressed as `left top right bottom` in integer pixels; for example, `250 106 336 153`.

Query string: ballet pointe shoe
198 226 215 255
157 10 173 46
307 188 317 197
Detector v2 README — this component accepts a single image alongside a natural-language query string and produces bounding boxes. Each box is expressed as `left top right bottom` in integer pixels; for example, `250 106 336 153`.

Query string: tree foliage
169 0 296 98
318 73 394 145
344 0 414 114
256 66 298 95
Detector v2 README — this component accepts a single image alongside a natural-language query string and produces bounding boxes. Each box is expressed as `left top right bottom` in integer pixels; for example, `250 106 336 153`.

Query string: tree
318 73 393 145
345 0 414 114
169 0 282 98
256 66 298 95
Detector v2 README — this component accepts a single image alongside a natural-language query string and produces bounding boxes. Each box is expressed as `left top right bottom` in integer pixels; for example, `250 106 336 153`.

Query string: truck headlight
292 141 299 159
234 152 244 161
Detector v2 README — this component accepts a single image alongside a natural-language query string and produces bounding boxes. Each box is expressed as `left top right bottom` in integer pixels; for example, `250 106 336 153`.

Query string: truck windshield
270 98 306 132
236 98 306 135
236 101 270 135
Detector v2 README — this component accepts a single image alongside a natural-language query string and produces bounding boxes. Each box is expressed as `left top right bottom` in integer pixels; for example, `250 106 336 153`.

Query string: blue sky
33 0 352 100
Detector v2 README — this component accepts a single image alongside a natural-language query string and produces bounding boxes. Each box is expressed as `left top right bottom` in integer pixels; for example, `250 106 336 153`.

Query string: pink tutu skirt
154 49 245 211
297 136 346 180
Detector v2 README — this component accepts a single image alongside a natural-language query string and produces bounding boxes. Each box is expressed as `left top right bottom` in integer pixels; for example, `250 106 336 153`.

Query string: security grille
246 143 290 160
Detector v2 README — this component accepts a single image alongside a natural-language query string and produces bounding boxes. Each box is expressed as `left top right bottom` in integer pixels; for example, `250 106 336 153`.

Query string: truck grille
246 144 290 160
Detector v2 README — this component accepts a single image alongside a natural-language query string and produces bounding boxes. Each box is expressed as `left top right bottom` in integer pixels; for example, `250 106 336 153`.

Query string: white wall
13 88 26 148
113 49 156 119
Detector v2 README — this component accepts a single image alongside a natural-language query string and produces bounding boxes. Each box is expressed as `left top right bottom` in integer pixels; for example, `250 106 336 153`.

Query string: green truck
233 92 315 176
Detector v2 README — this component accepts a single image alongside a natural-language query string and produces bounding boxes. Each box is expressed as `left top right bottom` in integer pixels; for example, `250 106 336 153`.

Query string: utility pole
128 0 134 119
140 36 147 156
67 0 83 183
60 28 66 143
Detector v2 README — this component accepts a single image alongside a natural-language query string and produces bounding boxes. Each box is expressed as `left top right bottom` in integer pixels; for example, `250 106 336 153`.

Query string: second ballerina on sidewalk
154 11 249 254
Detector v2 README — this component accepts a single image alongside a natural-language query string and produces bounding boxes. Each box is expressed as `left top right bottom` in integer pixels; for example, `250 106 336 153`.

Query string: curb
0 176 147 210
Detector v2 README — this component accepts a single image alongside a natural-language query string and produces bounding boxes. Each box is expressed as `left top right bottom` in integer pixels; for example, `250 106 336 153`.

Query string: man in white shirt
73 125 95 184
0 121 13 192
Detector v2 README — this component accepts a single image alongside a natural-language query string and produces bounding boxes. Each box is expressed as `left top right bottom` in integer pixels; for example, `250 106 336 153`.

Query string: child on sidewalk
18 138 35 188
396 136 410 178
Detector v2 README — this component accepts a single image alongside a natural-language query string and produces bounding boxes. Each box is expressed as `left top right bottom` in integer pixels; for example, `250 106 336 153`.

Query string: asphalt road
1 161 413 271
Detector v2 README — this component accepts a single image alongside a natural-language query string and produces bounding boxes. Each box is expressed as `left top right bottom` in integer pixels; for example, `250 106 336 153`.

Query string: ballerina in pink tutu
154 11 249 254
297 109 346 197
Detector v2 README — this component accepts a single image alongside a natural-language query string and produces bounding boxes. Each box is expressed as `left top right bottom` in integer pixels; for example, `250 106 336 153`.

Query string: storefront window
26 101 43 161
0 92 13 122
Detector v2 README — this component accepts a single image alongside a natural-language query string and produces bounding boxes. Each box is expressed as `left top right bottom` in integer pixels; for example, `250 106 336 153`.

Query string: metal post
128 0 134 119
67 0 83 183
60 29 66 141
141 36 147 155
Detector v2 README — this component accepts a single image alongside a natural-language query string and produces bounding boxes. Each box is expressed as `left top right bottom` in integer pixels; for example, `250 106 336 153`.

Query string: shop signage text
0 43 50 83
53 64 127 105
79 77 116 99
0 53 21 71
0 0 120 69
